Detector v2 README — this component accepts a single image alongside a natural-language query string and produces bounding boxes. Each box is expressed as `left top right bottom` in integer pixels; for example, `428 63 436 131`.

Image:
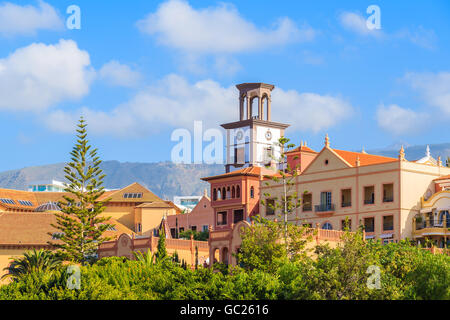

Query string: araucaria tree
261 137 304 242
49 117 113 263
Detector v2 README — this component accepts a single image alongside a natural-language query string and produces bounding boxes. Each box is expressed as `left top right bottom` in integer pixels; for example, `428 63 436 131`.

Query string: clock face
236 130 244 141
265 130 272 141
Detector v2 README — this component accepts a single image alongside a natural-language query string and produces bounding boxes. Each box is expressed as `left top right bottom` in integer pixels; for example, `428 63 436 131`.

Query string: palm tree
1 249 62 281
133 249 155 268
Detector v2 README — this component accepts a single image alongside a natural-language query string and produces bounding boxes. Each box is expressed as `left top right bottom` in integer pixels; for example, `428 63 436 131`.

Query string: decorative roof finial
426 145 430 157
204 189 208 197
301 140 304 147
325 134 330 148
438 156 442 166
361 146 367 154
355 155 360 167
304 141 307 147
399 145 405 161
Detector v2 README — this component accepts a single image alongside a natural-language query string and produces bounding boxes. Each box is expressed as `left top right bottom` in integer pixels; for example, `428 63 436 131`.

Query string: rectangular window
303 194 312 212
341 189 352 207
266 199 275 215
316 192 333 212
170 228 176 238
364 217 375 233
364 186 375 204
264 147 273 165
341 219 352 231
179 227 184 233
383 215 394 231
191 225 197 232
321 192 332 207
235 147 244 165
217 211 227 226
383 184 394 202
234 209 244 223
202 225 209 232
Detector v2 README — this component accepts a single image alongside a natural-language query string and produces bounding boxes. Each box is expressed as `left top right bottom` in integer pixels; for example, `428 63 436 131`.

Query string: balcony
413 218 450 238
383 196 394 203
315 204 335 213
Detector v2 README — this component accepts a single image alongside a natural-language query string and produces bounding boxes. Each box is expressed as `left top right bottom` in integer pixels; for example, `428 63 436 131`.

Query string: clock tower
221 83 290 173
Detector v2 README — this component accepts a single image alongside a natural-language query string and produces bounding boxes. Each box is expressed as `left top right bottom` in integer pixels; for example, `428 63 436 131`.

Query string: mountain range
0 142 448 200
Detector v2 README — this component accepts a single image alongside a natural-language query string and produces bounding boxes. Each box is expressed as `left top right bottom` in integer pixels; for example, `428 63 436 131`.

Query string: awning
379 233 394 239
365 235 375 239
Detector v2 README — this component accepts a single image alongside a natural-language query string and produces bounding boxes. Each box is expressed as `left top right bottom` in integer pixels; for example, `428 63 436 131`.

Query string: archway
250 96 259 119
222 247 229 265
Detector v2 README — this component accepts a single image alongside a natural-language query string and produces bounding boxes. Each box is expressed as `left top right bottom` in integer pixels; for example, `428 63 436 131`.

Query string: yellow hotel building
0 182 182 281
261 136 450 245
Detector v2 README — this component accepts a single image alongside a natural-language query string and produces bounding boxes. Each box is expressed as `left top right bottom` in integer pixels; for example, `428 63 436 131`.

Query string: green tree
236 215 311 274
261 137 304 245
179 229 209 241
156 228 168 261
49 117 113 264
195 246 199 270
1 249 62 282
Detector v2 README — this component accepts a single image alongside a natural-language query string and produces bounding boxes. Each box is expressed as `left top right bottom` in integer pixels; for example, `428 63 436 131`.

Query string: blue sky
0 0 449 170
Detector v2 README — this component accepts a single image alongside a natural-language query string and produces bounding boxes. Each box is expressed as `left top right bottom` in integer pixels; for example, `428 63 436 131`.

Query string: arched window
242 95 248 120
262 94 269 120
213 188 217 201
322 222 333 230
222 187 226 200
232 186 235 198
226 186 231 199
217 189 221 200
250 186 255 198
236 185 241 198
439 210 450 227
250 96 259 119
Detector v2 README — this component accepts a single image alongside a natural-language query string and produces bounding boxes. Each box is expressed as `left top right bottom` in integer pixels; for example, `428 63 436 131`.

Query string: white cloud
44 75 236 136
0 39 94 111
0 1 63 36
376 104 427 135
272 89 353 133
404 72 450 115
99 60 142 87
137 0 314 54
44 76 353 137
399 26 437 50
339 12 382 37
339 11 436 49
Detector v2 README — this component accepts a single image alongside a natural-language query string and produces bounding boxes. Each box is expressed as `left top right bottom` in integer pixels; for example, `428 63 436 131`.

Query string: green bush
0 235 448 300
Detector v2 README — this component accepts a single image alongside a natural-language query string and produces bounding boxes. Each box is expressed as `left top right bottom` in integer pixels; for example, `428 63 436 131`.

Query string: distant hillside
0 142 448 200
0 161 224 200
368 142 450 162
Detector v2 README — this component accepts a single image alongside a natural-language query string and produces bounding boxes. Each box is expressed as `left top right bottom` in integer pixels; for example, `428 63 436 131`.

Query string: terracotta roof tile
201 167 261 181
0 212 58 245
332 149 398 167
434 174 450 181
286 145 317 154
0 212 134 245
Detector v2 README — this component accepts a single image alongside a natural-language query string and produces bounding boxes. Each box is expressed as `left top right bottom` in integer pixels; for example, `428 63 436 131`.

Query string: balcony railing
415 218 450 230
383 196 394 203
315 204 335 212
364 199 374 205
341 202 352 208
302 205 312 212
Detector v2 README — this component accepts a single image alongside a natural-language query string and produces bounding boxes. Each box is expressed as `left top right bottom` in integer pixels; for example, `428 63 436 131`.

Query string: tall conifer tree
49 117 113 263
